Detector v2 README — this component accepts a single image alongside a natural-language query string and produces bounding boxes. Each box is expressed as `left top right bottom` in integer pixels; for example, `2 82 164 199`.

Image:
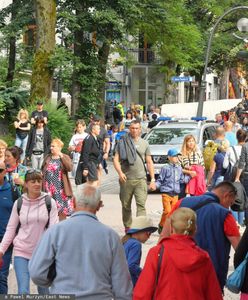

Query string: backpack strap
16 195 52 235
45 195 52 230
232 146 238 162
136 149 147 175
16 196 23 234
152 244 165 300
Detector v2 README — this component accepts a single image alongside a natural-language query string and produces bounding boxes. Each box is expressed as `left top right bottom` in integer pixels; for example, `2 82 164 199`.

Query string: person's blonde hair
229 114 238 124
17 109 29 120
181 134 197 156
0 139 7 149
52 138 64 149
217 140 230 152
171 207 196 236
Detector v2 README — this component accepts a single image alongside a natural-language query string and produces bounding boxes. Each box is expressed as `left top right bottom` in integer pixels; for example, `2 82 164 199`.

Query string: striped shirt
179 151 205 169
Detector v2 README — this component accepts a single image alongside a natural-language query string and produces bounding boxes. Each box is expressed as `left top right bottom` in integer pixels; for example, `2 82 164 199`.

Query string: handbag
226 252 248 293
75 162 87 185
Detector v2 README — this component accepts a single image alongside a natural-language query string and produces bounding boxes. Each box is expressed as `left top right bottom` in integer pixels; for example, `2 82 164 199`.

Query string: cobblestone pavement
7 162 242 298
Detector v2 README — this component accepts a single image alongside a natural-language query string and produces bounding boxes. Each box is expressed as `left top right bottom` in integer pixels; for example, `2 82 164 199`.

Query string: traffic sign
171 76 193 82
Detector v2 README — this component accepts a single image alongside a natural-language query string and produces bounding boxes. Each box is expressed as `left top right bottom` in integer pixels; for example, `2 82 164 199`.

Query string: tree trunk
6 36 16 86
97 39 111 116
6 0 18 86
219 68 229 99
30 0 56 103
70 24 84 117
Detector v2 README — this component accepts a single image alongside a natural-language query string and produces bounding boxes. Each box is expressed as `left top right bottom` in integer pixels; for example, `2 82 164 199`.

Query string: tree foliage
0 0 248 118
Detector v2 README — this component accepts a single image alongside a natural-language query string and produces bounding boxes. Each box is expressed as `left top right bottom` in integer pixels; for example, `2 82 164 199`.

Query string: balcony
128 48 162 65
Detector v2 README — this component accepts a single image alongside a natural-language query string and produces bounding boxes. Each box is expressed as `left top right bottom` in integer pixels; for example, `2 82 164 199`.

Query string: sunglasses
0 169 5 173
25 169 42 179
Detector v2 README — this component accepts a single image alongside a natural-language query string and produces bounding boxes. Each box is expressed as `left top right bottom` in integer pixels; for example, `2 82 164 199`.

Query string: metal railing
128 48 162 64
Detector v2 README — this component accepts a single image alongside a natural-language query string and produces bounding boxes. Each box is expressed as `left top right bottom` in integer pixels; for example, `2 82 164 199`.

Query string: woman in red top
133 208 223 300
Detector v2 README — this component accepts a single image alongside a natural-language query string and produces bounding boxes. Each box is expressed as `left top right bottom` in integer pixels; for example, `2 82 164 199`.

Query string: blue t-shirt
225 132 237 146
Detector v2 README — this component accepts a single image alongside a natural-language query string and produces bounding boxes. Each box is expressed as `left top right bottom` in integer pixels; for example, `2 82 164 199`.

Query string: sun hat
167 148 179 157
127 216 158 234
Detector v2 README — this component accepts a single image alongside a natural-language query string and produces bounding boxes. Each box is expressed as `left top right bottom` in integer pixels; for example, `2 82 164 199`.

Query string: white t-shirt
69 132 88 147
223 145 242 168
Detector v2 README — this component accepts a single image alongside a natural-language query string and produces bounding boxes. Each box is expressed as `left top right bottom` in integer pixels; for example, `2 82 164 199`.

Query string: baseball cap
36 100 43 105
167 148 179 157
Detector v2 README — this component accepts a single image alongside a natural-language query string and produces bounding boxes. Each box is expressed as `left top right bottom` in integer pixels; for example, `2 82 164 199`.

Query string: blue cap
167 148 179 157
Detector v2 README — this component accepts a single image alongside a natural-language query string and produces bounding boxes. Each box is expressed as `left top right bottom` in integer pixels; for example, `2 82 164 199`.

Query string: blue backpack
226 252 248 293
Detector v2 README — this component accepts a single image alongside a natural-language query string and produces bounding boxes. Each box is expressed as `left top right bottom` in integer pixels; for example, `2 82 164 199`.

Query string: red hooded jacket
133 235 223 300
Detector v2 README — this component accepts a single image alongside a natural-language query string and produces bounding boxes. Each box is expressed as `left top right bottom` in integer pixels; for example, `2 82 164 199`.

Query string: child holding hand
156 148 189 233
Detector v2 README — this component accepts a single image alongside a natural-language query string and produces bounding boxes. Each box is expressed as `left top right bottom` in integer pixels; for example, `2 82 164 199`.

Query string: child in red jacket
133 208 223 300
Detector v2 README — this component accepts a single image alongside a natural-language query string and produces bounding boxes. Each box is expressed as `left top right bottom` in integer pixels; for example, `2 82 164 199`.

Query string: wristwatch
151 178 156 182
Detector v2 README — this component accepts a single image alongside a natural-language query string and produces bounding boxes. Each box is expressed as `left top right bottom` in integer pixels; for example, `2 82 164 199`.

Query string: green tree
0 0 33 87
185 0 246 99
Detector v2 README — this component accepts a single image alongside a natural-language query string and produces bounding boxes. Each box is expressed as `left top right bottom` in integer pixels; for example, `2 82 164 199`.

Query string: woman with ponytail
133 208 223 300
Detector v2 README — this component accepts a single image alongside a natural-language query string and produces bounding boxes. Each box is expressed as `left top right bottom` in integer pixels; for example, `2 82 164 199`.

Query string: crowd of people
1 99 248 299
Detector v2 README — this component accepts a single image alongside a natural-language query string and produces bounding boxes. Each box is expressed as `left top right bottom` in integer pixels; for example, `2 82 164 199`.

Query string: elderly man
160 181 240 291
29 186 132 300
77 123 101 186
113 120 156 231
86 114 110 160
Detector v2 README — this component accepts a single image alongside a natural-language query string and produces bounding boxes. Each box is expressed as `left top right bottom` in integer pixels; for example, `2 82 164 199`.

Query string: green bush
27 102 75 153
0 87 30 120
0 133 15 147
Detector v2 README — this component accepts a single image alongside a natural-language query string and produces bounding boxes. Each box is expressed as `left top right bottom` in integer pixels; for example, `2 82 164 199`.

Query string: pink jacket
186 165 206 196
0 192 58 259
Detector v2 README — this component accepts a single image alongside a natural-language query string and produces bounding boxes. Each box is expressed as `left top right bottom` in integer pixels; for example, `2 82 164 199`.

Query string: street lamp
196 6 248 117
233 18 248 42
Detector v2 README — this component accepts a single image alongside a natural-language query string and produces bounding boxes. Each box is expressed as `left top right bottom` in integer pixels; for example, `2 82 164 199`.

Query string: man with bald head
29 185 132 299
214 126 227 145
224 121 237 146
0 162 15 293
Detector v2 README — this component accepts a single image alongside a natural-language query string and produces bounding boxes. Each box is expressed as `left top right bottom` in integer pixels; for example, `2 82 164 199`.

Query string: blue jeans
209 175 224 191
0 246 13 294
15 135 28 162
14 256 49 294
232 211 245 225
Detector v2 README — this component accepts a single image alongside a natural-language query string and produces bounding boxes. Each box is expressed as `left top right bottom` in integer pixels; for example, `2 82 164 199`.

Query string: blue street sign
171 76 193 82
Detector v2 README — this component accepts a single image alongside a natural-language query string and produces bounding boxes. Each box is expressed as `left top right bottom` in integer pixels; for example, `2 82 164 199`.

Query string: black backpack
16 195 52 234
231 182 247 212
